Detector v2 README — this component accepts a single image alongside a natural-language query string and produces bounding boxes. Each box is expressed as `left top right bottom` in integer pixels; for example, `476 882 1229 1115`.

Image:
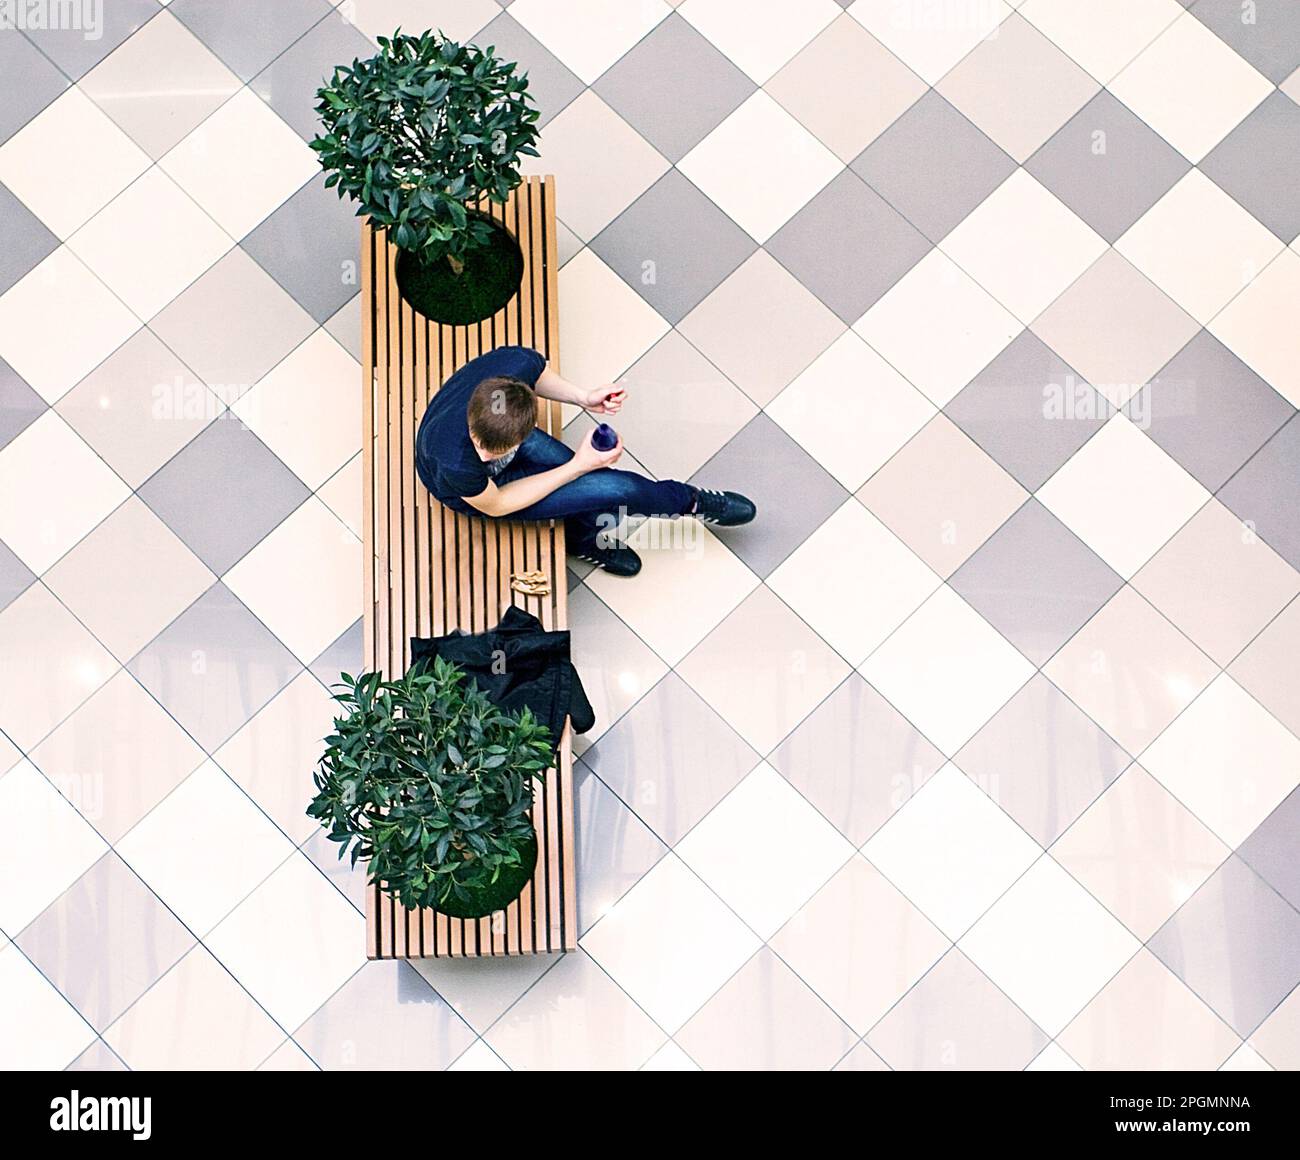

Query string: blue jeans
441 428 695 552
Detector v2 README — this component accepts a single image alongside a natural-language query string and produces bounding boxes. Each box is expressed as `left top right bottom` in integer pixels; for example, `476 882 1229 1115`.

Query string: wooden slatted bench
360 175 577 958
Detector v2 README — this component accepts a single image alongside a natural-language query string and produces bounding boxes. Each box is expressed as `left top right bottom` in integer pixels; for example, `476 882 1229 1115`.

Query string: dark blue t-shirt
415 346 546 501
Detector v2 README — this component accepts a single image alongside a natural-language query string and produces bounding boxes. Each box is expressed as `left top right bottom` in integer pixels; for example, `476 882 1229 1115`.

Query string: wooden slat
362 178 574 957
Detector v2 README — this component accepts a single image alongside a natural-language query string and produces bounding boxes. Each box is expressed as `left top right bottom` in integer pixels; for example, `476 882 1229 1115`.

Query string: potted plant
312 30 540 325
307 657 553 919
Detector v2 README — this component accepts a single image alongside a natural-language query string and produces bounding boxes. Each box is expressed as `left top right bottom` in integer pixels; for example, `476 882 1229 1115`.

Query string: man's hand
572 427 624 473
585 383 627 414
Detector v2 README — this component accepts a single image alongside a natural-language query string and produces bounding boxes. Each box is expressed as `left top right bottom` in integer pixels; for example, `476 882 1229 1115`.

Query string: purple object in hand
592 423 618 452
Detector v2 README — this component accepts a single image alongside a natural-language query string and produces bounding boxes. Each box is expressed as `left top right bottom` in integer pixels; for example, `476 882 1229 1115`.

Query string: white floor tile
1108 10 1272 162
558 248 671 387
1208 249 1300 407
580 853 761 1033
68 167 232 320
231 330 361 489
863 764 1041 940
676 764 855 938
960 856 1141 1036
0 248 140 403
941 169 1108 324
0 411 130 574
0 942 95 1068
585 521 758 666
116 761 298 935
205 853 366 1032
1116 170 1283 325
223 498 362 665
0 87 150 239
1142 675 1300 847
1036 414 1210 579
1018 0 1186 83
859 586 1036 756
768 499 941 666
160 89 318 238
679 91 843 243
0 761 108 935
0 585 118 752
854 249 1022 408
509 0 671 83
767 331 936 491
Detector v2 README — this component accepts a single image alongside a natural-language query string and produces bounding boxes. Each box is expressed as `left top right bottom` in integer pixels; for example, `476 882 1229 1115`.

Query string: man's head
467 376 535 458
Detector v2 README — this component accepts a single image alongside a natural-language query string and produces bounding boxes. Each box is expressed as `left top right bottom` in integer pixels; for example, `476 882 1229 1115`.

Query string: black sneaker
691 488 756 527
572 542 642 577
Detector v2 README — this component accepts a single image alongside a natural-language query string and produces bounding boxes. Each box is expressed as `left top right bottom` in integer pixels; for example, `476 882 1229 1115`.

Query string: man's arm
464 432 623 517
534 366 625 414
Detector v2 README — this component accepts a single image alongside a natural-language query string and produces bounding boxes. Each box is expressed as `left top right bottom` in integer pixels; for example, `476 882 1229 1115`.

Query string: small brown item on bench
361 176 576 958
510 569 552 597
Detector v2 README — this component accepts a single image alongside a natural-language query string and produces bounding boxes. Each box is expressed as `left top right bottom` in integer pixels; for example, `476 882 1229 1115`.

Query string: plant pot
431 829 538 920
395 211 524 326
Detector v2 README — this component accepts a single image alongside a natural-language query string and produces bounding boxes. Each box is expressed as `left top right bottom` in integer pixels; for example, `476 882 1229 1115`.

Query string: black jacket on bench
410 606 595 750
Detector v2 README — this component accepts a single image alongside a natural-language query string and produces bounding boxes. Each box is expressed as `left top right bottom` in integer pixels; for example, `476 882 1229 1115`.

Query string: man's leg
500 428 694 550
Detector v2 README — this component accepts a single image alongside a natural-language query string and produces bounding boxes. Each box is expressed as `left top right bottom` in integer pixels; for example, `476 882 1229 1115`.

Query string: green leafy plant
307 658 553 913
311 29 539 272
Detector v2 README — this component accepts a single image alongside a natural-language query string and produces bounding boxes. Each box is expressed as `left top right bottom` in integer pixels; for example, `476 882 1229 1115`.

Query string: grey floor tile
17 852 195 1030
770 674 946 845
0 29 68 143
1218 415 1300 570
593 12 754 161
1200 91 1300 243
950 499 1124 668
1025 91 1191 245
169 0 332 82
584 672 760 845
866 948 1050 1070
945 331 1112 492
242 175 361 323
128 581 301 750
0 355 47 451
1191 0 1300 82
0 536 36 613
1137 331 1295 494
1237 788 1300 913
322 293 361 361
295 960 474 1068
1149 855 1300 1036
476 11 584 129
308 617 362 689
250 10 374 142
590 169 755 324
956 674 1130 845
689 413 848 577
137 415 310 574
0 180 58 295
23 0 161 80
149 248 317 400
767 170 931 324
851 91 1016 245
574 757 669 936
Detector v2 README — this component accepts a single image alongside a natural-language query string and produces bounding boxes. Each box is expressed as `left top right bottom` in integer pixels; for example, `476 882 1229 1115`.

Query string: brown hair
467 376 535 453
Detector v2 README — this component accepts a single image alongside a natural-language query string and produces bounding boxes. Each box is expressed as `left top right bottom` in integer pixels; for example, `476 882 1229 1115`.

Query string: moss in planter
430 830 538 919
396 218 524 326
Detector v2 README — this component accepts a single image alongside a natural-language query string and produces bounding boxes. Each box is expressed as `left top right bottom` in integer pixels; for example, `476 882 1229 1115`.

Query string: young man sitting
415 346 755 576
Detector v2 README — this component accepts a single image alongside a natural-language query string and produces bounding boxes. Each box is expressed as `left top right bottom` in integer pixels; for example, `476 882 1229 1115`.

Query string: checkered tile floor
1 0 1298 1072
